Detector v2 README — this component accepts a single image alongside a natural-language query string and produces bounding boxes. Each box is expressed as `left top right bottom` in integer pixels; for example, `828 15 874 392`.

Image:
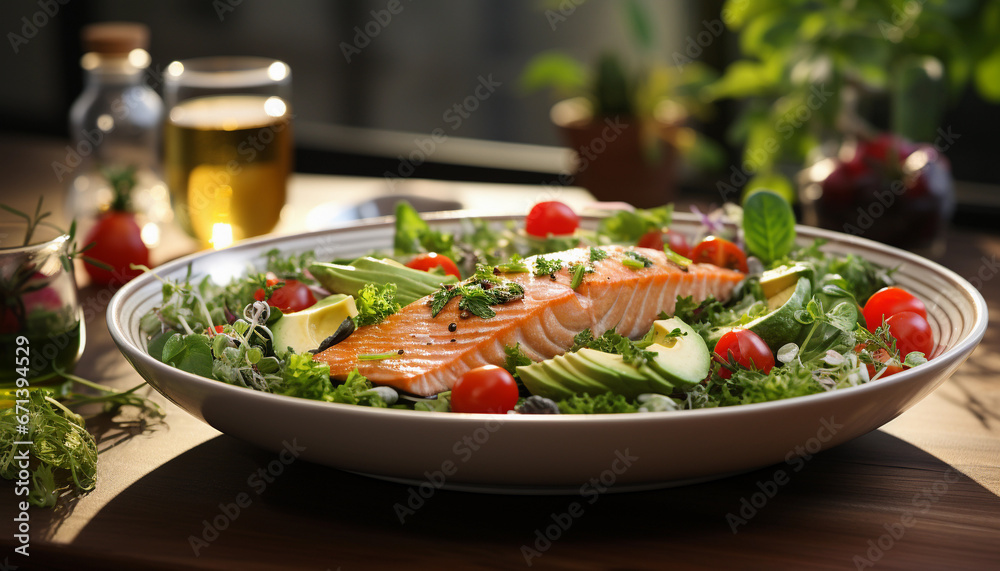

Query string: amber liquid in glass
165 95 292 247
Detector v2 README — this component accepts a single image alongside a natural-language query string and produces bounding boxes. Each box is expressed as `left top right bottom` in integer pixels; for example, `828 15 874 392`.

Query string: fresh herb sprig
571 328 658 367
429 278 525 319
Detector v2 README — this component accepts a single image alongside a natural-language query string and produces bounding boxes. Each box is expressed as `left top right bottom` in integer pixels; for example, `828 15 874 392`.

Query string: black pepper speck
448 323 457 332
450 339 456 343
397 349 405 355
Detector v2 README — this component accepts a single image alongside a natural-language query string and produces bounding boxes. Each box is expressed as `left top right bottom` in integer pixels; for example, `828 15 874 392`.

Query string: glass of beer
164 57 292 248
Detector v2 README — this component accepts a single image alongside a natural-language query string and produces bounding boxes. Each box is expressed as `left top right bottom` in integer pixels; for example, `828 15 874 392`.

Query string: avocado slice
647 317 711 390
518 357 575 400
272 294 358 354
760 264 813 299
708 276 812 352
309 257 458 306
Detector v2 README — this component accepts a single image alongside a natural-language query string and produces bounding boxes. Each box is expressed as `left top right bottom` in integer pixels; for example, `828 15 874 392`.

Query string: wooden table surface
1 137 999 570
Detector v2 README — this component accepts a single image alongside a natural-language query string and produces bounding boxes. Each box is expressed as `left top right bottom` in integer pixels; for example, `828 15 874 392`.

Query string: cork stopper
81 22 149 55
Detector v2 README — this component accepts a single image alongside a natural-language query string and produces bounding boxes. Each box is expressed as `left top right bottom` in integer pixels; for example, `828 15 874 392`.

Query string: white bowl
107 213 987 492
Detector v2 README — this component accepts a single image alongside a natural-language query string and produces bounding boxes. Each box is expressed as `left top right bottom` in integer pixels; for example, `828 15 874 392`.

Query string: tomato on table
254 276 316 313
713 328 775 379
525 201 579 237
405 252 461 278
451 365 519 414
863 286 928 329
690 236 749 273
84 211 150 285
637 229 691 257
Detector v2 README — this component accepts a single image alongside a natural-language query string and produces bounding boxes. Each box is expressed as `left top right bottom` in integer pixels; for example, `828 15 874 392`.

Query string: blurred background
1 0 999 244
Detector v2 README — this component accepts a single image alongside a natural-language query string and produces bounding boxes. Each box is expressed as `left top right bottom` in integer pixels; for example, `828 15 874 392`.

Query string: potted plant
708 0 1000 254
520 1 719 208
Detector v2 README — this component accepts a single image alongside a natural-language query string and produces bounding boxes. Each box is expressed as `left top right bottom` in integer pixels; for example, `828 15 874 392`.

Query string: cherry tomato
690 236 749 273
451 365 519 414
864 348 905 379
637 230 691 257
863 287 927 330
405 252 461 278
209 325 225 334
885 311 934 358
713 329 775 379
525 201 579 237
83 211 149 285
254 278 316 313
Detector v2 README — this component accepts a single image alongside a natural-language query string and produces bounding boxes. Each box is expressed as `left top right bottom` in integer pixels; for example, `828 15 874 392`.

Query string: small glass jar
64 22 171 248
0 225 85 388
799 136 955 258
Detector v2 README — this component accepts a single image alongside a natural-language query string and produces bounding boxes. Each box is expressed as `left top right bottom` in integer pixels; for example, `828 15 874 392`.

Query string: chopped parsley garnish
497 255 529 274
570 327 657 367
622 250 653 269
429 279 525 319
533 256 564 276
588 247 608 262
473 263 503 284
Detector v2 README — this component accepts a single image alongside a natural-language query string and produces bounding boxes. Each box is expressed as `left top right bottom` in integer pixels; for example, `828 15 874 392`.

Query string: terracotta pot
551 97 683 208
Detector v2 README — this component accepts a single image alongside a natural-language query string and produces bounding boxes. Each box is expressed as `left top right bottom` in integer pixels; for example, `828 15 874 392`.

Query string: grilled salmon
314 246 744 396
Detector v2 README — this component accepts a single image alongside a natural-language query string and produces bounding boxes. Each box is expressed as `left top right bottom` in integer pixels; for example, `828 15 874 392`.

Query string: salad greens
141 193 918 416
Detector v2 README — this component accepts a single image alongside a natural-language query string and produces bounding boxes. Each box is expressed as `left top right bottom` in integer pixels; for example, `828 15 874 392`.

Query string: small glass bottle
64 22 171 247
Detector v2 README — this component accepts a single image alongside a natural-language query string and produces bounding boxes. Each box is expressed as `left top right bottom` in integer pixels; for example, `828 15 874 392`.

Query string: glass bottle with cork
65 22 171 247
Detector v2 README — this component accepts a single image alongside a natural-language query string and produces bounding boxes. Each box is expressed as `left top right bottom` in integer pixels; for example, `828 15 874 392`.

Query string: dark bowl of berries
798 133 955 258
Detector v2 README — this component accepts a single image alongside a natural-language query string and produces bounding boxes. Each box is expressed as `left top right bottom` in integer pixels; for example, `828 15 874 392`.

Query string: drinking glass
0 224 85 389
164 57 292 249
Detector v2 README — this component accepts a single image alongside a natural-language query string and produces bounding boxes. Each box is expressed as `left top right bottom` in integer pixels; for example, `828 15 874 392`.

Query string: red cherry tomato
254 278 316 313
405 252 461 278
864 348 906 379
863 287 927 329
713 329 775 379
690 236 749 273
637 230 691 257
83 211 150 285
885 311 934 358
210 325 225 334
525 201 579 237
451 365 519 414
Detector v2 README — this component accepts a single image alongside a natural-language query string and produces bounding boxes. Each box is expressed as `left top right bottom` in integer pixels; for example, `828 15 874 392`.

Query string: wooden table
2 139 999 570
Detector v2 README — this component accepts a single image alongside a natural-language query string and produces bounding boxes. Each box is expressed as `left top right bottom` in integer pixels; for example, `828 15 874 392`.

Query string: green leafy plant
709 0 1000 198
520 0 721 166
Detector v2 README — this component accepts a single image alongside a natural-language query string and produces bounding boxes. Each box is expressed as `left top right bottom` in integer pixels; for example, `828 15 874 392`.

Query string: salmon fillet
314 246 744 396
